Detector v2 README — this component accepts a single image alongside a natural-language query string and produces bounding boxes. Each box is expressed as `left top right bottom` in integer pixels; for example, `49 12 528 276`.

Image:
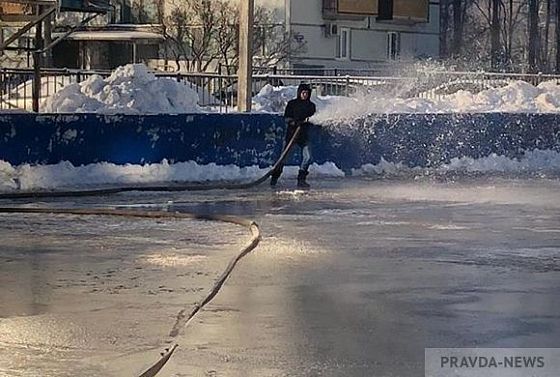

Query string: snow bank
0 160 343 192
35 63 560 118
352 149 560 177
253 80 560 122
252 85 298 113
43 64 201 114
1 150 558 192
441 149 560 173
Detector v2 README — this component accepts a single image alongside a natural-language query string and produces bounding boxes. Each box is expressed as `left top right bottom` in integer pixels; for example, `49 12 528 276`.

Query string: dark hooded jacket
284 83 316 145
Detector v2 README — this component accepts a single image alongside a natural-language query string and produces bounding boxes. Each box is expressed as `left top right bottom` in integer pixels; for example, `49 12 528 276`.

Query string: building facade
0 0 163 70
279 0 440 71
51 0 163 70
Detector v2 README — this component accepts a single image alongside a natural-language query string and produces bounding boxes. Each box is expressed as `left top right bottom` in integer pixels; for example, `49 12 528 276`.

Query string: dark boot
297 170 310 188
270 170 281 187
270 165 284 187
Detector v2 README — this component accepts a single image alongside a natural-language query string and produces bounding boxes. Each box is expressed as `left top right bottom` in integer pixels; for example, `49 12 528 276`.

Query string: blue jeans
271 141 312 180
300 144 312 171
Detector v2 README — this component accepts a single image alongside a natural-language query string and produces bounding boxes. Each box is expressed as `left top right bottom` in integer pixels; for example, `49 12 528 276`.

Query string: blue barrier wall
0 113 559 172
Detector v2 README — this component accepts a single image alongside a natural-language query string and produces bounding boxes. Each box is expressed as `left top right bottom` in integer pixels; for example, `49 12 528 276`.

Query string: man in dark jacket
270 83 316 188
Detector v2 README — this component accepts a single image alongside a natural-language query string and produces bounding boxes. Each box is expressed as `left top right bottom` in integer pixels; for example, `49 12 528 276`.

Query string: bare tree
162 6 191 70
440 0 450 58
215 1 239 74
169 0 219 72
528 0 539 72
542 0 552 70
440 0 558 72
490 0 502 69
132 0 150 23
192 0 219 72
162 0 220 72
452 0 464 57
557 0 560 72
252 6 306 70
156 0 164 24
162 0 304 73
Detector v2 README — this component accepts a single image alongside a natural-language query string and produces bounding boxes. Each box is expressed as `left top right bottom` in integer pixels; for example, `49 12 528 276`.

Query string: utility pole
33 11 43 113
237 0 254 112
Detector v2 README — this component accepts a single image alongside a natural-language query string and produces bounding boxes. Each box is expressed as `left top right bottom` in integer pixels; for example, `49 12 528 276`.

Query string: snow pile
1 150 558 192
351 158 408 176
0 161 17 191
352 149 560 176
43 64 201 114
0 160 344 192
252 85 298 113
442 149 560 173
35 65 560 117
253 80 560 122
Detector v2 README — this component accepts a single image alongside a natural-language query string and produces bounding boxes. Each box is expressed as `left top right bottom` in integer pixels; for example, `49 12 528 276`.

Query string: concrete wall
0 113 559 173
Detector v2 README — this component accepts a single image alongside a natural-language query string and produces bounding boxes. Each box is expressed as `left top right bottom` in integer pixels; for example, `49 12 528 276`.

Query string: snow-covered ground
352 149 560 176
1 150 559 192
0 160 344 191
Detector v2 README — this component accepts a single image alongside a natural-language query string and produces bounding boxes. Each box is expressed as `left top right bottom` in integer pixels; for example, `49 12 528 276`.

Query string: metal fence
2 67 560 112
0 68 98 112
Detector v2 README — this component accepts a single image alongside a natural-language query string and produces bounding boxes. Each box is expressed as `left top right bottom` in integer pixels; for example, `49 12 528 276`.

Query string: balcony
322 0 377 20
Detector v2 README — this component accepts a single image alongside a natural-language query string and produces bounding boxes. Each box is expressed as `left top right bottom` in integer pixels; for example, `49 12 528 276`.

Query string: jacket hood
297 83 312 99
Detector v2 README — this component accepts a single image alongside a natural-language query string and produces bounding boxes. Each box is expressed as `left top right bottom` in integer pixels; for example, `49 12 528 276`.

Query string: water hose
0 127 302 376
0 127 302 199
0 207 260 377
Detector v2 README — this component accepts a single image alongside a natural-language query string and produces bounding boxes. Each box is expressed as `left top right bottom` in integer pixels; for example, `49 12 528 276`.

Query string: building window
387 32 400 60
336 27 350 59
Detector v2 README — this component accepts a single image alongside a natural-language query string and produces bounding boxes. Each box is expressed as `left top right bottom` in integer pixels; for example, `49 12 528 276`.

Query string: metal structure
0 0 109 111
58 0 110 13
0 1 56 52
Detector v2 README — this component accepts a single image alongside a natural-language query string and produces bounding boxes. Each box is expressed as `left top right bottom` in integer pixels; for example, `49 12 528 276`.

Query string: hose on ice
0 127 301 376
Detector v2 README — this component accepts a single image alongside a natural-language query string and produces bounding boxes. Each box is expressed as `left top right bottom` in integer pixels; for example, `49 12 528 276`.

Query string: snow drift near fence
42 64 201 114
253 81 560 123
37 63 560 118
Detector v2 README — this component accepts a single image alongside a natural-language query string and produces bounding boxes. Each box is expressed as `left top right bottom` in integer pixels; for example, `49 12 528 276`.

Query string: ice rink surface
1 176 559 376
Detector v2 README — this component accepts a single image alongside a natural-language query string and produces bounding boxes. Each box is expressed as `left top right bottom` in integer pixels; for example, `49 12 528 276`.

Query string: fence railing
2 67 560 112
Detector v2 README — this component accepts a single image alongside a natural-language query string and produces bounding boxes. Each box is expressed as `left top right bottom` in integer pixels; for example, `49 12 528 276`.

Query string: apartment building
278 0 440 71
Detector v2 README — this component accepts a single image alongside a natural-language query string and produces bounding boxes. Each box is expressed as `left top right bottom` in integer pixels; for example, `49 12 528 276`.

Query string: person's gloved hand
285 118 297 127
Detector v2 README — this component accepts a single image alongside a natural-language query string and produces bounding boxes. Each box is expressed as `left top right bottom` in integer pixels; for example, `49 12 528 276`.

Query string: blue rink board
0 113 559 172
